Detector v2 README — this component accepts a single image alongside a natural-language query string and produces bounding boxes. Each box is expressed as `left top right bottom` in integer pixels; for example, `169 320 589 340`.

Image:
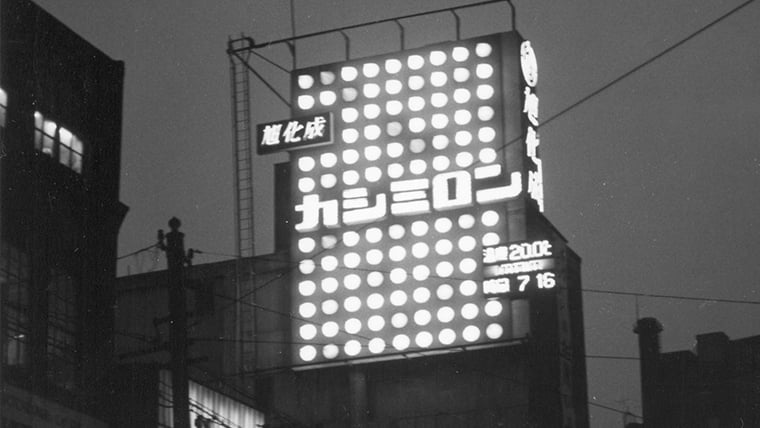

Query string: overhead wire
117 243 158 260
540 0 757 130
108 2 758 422
196 0 760 316
582 287 760 306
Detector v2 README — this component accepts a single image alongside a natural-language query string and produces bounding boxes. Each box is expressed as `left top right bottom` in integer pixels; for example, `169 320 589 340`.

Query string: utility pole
159 217 191 428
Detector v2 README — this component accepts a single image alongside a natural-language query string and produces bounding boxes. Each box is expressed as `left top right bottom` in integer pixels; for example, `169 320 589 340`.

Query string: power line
541 0 757 130
583 287 760 306
589 400 642 419
117 243 158 260
206 0 760 314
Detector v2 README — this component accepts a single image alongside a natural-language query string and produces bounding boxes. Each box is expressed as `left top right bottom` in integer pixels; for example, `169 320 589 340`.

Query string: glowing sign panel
289 33 538 366
520 41 544 212
482 240 556 296
257 113 333 154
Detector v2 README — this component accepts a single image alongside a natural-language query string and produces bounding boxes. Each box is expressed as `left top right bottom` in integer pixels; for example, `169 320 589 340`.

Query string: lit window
33 112 85 173
0 88 7 128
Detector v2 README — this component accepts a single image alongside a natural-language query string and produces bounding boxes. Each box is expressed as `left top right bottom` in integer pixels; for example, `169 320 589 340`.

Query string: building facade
117 29 590 427
116 224 587 427
634 318 760 428
115 252 282 426
1 0 128 424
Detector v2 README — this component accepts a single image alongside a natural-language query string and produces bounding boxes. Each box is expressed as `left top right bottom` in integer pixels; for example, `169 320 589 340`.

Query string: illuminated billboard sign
257 113 333 154
288 32 543 366
482 239 556 296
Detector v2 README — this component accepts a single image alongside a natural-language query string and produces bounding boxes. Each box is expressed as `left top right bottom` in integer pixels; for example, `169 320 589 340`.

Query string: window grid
1 242 31 368
33 111 84 173
47 271 78 390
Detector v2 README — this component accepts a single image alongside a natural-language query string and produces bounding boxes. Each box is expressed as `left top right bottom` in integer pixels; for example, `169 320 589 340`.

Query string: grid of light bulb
290 35 516 364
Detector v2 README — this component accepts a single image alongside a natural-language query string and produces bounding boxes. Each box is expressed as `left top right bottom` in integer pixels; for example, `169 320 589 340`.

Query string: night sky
34 0 760 426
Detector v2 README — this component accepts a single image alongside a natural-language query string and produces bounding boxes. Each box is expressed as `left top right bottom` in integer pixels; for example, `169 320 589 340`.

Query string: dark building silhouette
1 0 127 424
634 317 760 428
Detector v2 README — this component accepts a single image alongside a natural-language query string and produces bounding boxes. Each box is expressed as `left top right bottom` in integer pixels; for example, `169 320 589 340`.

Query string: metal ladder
228 37 255 258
